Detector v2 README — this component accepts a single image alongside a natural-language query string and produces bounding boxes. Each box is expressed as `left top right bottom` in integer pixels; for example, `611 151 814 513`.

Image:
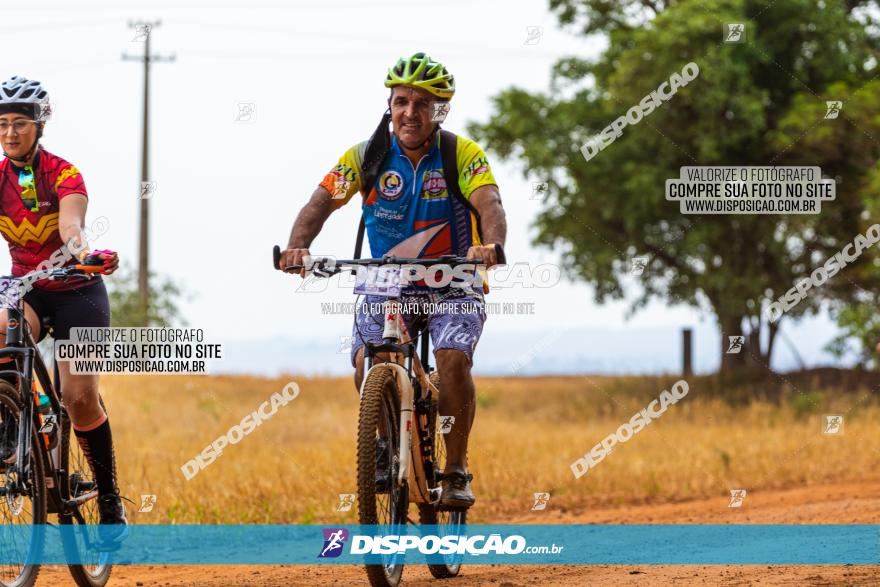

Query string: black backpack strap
353 110 392 259
354 216 366 259
439 129 483 242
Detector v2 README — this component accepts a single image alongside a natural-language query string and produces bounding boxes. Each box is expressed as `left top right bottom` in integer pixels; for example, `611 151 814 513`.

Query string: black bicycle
0 263 113 587
275 245 504 587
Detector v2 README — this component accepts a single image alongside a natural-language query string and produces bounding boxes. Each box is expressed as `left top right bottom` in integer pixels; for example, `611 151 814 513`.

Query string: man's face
390 85 444 149
0 113 38 159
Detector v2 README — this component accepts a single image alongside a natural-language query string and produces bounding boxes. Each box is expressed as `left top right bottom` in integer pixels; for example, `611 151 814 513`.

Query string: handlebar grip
273 245 281 270
82 254 104 267
494 243 507 265
73 265 105 274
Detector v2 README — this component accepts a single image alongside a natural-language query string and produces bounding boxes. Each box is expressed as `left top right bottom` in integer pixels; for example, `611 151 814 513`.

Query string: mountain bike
0 263 114 587
274 245 504 587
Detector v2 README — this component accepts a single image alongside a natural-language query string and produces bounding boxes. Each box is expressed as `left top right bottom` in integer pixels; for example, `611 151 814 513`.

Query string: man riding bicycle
279 52 506 508
0 76 127 538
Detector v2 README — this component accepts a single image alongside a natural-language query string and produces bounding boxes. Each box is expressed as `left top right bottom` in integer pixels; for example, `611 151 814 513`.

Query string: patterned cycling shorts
350 287 487 367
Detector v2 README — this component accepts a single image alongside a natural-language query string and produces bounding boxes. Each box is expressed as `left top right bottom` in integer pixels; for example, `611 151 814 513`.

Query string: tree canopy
469 0 880 370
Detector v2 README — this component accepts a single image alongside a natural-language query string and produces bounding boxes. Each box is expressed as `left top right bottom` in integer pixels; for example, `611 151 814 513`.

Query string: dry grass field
102 372 880 524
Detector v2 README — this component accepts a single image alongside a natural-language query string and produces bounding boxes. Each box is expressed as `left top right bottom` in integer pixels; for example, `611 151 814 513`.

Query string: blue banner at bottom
0 524 876 565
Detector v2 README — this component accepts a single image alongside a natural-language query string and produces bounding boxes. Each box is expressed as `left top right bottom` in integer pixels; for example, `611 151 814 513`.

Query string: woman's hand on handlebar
82 249 119 275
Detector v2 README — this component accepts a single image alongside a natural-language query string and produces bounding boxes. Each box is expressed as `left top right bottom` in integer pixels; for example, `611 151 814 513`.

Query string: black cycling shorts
23 280 111 342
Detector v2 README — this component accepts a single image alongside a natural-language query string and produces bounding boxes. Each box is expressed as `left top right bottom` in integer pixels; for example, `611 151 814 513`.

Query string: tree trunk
766 320 779 368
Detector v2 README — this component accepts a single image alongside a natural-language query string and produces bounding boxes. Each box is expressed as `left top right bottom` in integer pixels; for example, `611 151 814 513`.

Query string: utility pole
122 20 175 322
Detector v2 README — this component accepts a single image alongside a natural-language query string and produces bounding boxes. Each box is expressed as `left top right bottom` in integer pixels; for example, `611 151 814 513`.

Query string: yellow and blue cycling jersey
319 133 497 258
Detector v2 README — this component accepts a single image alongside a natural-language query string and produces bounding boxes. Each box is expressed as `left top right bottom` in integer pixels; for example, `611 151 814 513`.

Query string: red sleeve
52 163 87 200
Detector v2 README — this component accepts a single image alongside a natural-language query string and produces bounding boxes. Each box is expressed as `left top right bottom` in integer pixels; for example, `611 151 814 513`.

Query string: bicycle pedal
74 481 97 493
428 487 442 502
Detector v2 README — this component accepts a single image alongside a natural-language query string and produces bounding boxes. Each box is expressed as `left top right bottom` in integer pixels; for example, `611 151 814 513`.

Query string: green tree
469 0 880 371
107 263 187 327
826 298 880 368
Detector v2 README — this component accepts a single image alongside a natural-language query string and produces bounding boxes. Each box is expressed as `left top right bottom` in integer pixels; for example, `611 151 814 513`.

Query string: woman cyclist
0 76 127 539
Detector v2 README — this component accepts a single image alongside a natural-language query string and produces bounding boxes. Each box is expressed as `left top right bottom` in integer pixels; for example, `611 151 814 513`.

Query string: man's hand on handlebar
279 248 311 277
466 243 505 269
273 243 506 278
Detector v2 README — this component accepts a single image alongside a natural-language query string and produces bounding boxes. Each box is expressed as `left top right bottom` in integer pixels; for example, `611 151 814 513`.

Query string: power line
0 17 121 32
182 49 562 61
171 18 522 55
1 0 518 10
31 59 118 77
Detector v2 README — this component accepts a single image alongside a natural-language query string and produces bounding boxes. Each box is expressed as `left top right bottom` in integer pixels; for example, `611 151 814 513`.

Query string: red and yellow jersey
0 148 89 291
319 133 497 258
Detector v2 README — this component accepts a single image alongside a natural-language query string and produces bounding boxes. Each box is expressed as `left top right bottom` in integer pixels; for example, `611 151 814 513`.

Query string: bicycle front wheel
0 383 47 587
357 368 408 587
417 371 466 578
59 397 112 587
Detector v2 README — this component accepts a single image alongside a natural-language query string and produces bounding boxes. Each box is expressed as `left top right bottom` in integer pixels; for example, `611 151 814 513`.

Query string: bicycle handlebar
12 264 104 283
272 244 506 274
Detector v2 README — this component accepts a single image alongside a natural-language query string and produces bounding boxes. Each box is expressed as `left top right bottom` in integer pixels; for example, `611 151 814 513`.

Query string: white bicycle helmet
0 76 52 122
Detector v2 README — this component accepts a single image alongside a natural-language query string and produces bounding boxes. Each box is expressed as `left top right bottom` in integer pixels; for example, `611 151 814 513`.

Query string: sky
0 0 850 376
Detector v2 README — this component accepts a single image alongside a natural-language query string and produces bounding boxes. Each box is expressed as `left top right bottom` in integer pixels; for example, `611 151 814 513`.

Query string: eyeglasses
0 120 36 135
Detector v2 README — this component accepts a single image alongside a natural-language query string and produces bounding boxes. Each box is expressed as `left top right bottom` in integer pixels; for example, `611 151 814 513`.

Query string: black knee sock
74 419 118 496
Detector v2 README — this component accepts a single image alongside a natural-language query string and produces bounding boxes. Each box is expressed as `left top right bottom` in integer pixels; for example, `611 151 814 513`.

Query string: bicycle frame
271 245 505 509
0 277 93 522
360 296 441 504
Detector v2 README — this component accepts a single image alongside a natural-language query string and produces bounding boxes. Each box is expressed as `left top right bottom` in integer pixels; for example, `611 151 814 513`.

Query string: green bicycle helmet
384 52 455 100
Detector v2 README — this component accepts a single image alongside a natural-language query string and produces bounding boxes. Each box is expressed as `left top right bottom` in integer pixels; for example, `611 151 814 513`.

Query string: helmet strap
3 134 40 164
422 123 440 149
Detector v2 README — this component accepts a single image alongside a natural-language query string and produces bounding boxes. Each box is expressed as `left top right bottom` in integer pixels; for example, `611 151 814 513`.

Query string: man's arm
279 186 337 274
467 184 506 268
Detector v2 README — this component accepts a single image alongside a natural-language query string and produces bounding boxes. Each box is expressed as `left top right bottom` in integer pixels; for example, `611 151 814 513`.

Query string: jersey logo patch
0 213 59 246
463 157 489 179
54 166 80 189
378 170 404 200
422 169 448 200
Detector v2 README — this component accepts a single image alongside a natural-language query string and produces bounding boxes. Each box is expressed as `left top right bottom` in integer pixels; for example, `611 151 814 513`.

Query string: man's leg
435 349 475 473
351 295 387 392
428 290 486 508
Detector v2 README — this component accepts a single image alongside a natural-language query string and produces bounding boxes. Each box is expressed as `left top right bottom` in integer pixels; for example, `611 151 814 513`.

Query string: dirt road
36 479 880 586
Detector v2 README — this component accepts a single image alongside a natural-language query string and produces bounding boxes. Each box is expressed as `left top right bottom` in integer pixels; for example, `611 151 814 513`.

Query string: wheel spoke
358 370 408 585
0 390 47 587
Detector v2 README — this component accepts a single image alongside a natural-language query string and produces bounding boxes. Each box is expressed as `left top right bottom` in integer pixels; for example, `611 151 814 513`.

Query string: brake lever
312 259 340 278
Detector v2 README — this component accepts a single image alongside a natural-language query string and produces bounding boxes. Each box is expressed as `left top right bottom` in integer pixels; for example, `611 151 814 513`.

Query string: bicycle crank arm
64 490 98 509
